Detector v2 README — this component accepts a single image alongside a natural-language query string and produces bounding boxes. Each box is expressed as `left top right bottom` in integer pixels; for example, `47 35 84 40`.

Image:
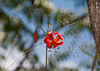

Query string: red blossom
44 31 64 49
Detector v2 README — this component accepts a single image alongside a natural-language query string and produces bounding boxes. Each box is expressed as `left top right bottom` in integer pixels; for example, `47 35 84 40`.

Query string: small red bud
33 30 38 43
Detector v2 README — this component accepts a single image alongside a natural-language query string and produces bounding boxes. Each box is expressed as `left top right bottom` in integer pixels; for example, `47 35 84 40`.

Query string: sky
0 0 95 71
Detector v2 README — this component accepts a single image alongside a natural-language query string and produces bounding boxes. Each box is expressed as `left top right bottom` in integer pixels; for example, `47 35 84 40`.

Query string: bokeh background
0 0 99 71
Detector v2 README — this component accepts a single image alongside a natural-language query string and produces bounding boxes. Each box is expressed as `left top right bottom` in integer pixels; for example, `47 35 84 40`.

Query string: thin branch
91 50 97 71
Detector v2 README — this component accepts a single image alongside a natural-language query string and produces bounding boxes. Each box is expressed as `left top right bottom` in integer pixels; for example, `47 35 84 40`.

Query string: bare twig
91 50 97 71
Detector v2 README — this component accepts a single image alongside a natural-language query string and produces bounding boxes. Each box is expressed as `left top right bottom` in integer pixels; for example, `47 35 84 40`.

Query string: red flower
44 31 64 49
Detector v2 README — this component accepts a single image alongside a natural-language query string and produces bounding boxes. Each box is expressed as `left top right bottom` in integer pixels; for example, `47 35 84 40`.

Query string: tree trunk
87 0 100 70
87 0 100 52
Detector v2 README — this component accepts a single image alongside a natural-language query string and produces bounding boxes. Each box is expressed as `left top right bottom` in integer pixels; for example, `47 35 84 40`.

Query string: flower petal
54 32 58 35
54 33 61 42
53 44 59 49
53 45 56 49
44 37 52 43
44 36 52 49
48 31 54 41
44 36 52 41
53 37 64 48
46 43 52 49
56 37 64 45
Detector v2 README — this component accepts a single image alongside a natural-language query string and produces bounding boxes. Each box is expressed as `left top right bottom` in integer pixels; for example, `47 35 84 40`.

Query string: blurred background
0 0 99 71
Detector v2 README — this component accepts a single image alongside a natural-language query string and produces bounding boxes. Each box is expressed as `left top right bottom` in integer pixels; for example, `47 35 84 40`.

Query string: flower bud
33 30 38 43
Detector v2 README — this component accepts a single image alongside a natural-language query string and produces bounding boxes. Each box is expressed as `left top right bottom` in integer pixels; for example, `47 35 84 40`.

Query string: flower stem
45 22 54 71
45 22 50 71
47 22 54 33
47 22 50 35
36 25 48 71
36 26 46 35
49 24 54 31
45 47 47 71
